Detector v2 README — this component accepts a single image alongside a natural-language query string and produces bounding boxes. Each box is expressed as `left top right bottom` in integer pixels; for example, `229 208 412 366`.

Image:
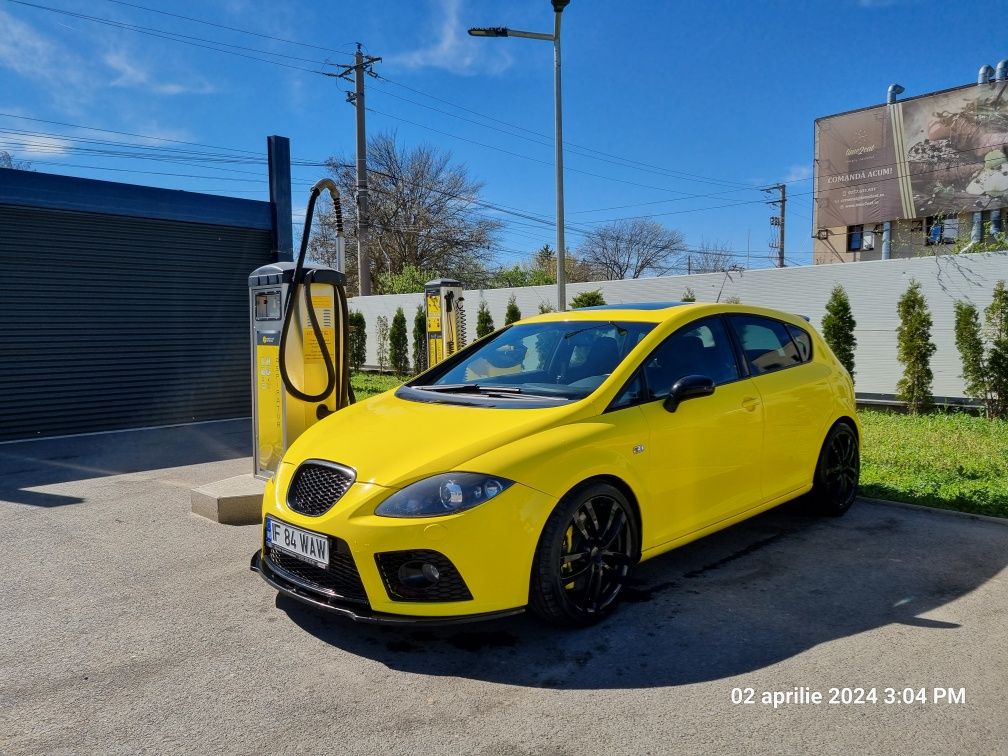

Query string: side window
728 315 802 375
785 324 813 363
644 317 741 398
610 370 646 411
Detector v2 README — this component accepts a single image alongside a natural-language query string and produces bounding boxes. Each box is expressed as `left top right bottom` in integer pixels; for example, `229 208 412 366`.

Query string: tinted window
610 370 646 411
728 315 801 375
786 324 812 363
644 317 741 397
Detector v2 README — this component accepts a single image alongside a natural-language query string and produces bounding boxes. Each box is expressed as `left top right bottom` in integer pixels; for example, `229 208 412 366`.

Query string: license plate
265 517 329 568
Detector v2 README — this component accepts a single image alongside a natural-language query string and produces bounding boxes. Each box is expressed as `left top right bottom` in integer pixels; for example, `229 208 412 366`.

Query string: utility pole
765 183 786 267
331 44 381 296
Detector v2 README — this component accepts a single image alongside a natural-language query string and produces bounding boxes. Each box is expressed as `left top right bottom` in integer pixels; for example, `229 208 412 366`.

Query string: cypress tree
895 279 936 413
476 300 495 338
821 284 857 380
504 295 522 325
389 307 409 375
412 304 427 373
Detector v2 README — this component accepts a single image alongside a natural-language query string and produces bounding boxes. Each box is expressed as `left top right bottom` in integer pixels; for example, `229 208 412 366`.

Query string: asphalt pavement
1 420 1005 755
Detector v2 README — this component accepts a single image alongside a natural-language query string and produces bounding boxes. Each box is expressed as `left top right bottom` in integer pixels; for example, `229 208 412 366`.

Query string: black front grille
288 461 355 516
266 537 368 604
375 550 473 602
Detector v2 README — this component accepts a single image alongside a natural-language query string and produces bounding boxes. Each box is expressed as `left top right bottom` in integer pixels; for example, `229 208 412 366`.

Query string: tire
529 482 639 627
809 422 860 516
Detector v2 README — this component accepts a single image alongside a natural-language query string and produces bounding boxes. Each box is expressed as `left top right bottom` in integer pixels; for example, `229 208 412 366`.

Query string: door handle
741 397 761 411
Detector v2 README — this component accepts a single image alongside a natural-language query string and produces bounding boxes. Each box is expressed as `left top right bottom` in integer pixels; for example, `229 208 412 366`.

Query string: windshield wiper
411 383 523 394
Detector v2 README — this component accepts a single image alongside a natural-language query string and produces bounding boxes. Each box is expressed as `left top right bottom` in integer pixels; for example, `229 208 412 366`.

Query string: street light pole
469 0 571 310
552 7 566 311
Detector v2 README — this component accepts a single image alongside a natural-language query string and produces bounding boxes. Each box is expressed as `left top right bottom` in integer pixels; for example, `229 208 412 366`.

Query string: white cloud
103 50 215 96
19 134 73 157
0 8 91 108
388 0 514 76
785 164 813 182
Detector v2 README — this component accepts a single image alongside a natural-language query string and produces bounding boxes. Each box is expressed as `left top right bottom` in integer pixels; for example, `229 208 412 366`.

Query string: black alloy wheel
530 482 638 626
811 422 860 516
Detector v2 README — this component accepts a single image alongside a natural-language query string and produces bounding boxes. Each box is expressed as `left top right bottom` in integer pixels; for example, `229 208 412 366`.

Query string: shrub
955 280 1008 418
681 287 696 302
375 315 390 373
895 279 936 413
412 304 427 373
821 284 857 380
476 300 495 338
723 295 741 304
538 301 556 314
504 295 522 325
389 307 409 375
570 289 606 308
348 310 367 371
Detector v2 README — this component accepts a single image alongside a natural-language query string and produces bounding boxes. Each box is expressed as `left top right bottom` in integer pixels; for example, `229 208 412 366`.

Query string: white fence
348 251 1008 401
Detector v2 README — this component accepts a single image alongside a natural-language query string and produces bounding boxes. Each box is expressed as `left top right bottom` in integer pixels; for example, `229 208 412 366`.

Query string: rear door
726 314 833 500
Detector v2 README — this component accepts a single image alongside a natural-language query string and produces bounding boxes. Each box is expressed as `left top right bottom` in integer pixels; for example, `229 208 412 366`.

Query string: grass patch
351 371 403 400
859 409 1008 519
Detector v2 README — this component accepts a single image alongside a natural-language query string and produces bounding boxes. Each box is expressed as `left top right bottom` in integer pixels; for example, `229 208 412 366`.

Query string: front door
632 316 765 548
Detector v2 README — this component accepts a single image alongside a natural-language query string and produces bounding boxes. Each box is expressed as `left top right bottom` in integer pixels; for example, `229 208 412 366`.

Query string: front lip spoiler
250 551 525 626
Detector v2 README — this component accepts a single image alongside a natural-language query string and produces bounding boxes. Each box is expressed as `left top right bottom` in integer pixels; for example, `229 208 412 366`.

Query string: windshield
409 320 655 402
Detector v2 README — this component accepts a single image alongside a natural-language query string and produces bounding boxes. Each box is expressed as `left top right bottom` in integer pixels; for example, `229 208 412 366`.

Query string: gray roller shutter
0 205 273 441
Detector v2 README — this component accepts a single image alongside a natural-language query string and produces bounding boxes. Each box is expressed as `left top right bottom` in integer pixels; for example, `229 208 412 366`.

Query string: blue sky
1 0 1005 270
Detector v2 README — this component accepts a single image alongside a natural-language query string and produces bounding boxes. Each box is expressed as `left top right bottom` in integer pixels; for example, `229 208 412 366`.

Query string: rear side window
786 324 813 363
728 315 802 375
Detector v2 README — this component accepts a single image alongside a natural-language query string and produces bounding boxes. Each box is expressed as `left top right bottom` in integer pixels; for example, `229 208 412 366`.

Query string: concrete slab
190 473 264 525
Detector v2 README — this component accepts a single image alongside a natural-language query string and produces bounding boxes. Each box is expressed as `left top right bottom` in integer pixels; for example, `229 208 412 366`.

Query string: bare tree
310 132 502 294
688 239 738 274
578 218 686 280
530 244 599 283
0 151 32 170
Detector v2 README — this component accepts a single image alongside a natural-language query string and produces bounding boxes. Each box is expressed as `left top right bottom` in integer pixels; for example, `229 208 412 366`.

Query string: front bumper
256 468 557 620
250 551 523 625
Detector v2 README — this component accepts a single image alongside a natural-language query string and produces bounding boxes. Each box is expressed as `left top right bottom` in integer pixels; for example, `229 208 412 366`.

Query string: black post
267 135 293 262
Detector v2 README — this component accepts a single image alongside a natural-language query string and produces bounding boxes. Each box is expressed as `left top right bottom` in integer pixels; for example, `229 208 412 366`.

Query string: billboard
814 81 1008 229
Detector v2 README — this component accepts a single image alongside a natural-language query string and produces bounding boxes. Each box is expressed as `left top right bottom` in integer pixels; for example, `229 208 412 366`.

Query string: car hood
281 389 581 488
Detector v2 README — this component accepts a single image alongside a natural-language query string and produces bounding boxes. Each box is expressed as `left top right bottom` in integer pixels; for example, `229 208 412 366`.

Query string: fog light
398 560 441 588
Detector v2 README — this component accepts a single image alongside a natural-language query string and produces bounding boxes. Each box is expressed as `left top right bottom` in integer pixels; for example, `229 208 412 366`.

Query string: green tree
375 315 390 373
489 265 553 288
504 295 522 325
389 307 409 375
348 310 367 371
570 289 606 309
896 279 936 413
475 300 495 338
986 280 1008 419
681 287 696 302
412 304 427 374
821 284 857 380
957 280 1008 418
375 264 433 295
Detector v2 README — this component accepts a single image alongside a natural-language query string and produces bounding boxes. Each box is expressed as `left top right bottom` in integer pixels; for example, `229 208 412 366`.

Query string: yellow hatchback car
251 302 860 626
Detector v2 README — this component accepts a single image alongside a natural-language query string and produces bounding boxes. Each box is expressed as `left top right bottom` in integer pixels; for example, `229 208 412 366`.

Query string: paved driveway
1 421 1005 755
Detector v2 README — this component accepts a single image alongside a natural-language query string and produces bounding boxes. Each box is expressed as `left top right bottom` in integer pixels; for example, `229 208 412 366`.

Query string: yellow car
251 302 860 626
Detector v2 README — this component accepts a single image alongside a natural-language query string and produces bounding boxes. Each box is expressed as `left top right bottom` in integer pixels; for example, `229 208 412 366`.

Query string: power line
6 0 340 73
98 0 357 57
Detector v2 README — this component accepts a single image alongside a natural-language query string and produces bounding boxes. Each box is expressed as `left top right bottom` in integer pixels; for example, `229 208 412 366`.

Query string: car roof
524 301 812 327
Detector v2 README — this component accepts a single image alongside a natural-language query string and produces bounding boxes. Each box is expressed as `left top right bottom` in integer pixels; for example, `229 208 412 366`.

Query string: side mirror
663 375 715 413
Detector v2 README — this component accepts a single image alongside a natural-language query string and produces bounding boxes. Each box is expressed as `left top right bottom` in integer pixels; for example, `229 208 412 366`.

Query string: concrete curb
860 495 1008 527
191 473 264 526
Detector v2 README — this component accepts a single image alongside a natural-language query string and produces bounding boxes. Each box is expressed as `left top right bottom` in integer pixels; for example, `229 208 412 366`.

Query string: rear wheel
810 422 860 516
529 482 638 626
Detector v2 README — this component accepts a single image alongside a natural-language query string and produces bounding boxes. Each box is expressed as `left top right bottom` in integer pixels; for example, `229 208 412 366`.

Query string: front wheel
810 422 860 516
529 482 639 626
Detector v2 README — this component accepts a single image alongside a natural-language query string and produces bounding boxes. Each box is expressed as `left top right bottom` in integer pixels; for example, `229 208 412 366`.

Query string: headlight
375 473 514 518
